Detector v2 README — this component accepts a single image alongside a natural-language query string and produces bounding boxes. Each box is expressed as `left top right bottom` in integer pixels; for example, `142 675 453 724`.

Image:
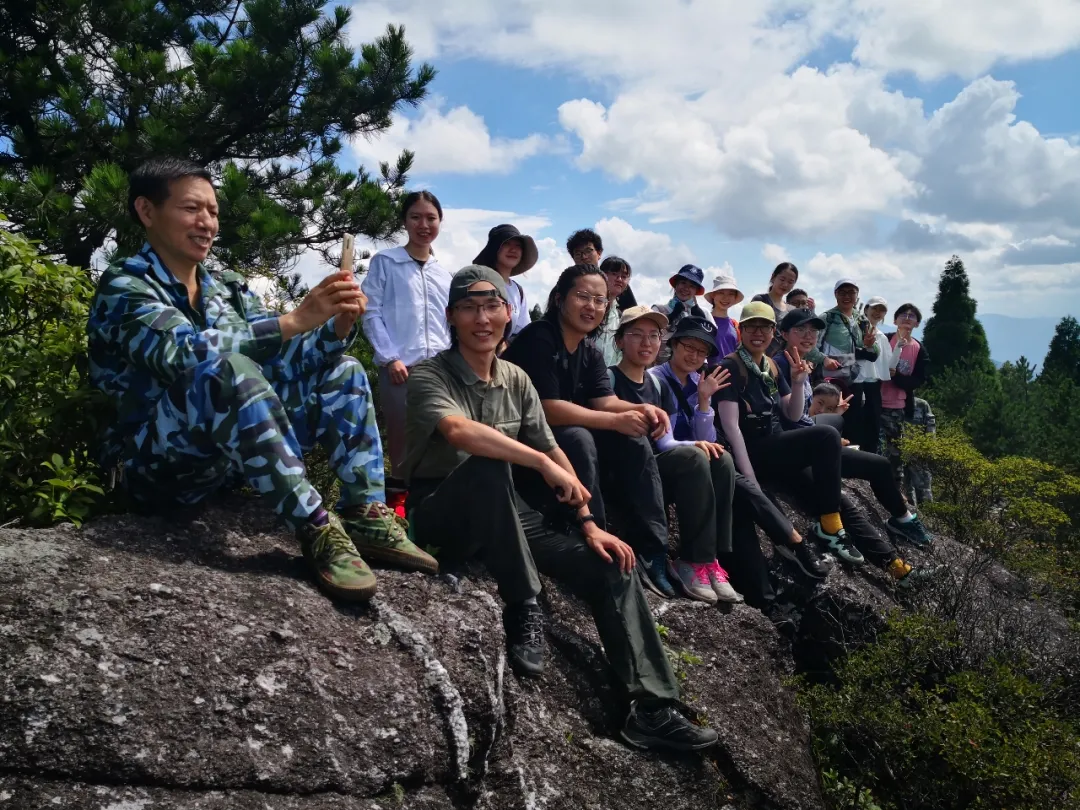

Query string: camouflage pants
880 407 933 508
123 353 385 529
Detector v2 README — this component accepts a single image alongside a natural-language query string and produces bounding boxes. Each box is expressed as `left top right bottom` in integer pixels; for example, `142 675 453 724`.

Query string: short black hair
401 190 443 222
786 288 808 302
894 302 923 324
566 228 602 258
812 382 842 400
127 158 213 226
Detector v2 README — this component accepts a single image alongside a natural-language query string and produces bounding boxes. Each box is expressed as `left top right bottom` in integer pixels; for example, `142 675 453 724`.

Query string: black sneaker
620 701 718 751
639 553 677 598
897 563 946 591
774 540 832 580
886 515 933 549
503 602 545 677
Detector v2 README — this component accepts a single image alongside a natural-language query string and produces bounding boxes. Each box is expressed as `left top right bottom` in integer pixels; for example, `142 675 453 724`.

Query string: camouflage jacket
87 243 356 464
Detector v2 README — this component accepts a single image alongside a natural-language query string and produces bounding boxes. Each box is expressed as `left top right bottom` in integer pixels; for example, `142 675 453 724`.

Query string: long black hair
544 264 608 339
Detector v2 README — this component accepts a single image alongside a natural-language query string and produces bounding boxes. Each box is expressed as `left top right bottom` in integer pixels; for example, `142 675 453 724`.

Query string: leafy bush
799 613 1080 810
0 222 105 525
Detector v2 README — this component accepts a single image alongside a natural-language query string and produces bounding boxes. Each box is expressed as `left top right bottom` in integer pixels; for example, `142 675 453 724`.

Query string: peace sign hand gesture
784 346 811 385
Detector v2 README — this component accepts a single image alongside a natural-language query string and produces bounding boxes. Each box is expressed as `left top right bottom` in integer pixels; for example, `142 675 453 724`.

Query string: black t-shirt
714 354 791 440
608 366 674 412
502 319 612 404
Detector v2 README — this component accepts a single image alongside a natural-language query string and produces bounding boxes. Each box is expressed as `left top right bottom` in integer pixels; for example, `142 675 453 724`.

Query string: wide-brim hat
618 304 668 331
703 273 744 305
778 307 826 332
669 316 719 357
669 264 705 296
473 224 539 277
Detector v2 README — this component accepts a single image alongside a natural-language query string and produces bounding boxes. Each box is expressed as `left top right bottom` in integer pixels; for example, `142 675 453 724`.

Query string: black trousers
410 456 679 702
746 425 842 516
656 447 735 562
840 446 908 518
552 426 669 556
716 474 795 610
854 381 883 453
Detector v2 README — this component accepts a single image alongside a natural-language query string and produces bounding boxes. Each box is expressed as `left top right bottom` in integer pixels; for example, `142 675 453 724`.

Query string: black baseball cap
779 307 826 332
669 316 718 357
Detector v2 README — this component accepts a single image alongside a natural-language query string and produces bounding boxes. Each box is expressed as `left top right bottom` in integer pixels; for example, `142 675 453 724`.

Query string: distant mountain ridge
976 314 1062 369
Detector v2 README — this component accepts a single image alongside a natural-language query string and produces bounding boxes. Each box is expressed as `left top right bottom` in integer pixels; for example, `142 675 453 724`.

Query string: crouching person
404 266 717 752
88 159 435 604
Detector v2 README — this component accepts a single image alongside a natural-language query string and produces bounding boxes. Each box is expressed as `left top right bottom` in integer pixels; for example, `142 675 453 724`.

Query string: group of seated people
87 159 938 754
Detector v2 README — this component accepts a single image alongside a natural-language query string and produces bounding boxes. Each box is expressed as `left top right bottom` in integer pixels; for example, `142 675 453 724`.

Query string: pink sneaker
668 559 718 604
707 561 744 603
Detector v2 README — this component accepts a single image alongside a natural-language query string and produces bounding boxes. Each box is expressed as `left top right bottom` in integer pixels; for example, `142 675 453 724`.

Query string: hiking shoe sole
619 726 719 752
885 521 931 549
353 544 439 575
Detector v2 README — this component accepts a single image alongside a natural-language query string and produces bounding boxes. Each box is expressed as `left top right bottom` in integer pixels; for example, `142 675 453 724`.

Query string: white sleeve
360 253 400 366
510 281 531 335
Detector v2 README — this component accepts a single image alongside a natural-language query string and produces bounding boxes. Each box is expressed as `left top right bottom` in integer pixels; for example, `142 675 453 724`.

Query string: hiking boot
886 515 933 549
340 501 438 574
668 559 717 604
765 601 800 636
503 602 545 676
707 561 744 603
774 539 832 580
620 701 718 751
640 552 676 598
813 522 865 565
297 514 377 602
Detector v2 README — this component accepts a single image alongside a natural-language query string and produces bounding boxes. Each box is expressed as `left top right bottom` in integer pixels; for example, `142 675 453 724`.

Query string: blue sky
316 0 1080 330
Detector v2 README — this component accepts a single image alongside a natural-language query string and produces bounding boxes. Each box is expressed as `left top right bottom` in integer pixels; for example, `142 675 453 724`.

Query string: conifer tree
1042 316 1080 385
922 255 995 378
0 0 434 282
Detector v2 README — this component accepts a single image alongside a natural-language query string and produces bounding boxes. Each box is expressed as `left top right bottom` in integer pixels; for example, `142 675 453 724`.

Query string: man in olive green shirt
404 265 717 753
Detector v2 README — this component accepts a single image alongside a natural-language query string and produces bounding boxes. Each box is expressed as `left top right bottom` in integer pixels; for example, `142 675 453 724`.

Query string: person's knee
191 353 270 400
322 355 371 390
555 426 598 469
712 451 736 477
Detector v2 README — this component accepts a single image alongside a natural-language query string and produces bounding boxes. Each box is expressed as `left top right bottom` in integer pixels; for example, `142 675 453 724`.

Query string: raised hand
863 324 877 347
837 394 854 414
697 365 731 403
784 345 810 384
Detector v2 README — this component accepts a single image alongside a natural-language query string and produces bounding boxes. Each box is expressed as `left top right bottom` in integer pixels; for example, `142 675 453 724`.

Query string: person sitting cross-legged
404 265 718 752
87 158 436 604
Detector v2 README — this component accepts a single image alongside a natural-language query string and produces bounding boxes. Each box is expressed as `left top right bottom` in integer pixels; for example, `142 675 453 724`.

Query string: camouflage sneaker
296 513 377 602
340 501 439 575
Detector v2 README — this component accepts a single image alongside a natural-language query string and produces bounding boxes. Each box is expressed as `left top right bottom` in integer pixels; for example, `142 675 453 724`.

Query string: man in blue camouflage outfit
88 157 437 602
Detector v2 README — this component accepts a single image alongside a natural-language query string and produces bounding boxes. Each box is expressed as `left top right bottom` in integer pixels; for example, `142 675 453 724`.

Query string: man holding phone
818 278 880 442
88 158 434 606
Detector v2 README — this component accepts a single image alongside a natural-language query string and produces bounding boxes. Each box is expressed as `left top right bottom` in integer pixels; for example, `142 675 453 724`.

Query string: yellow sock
819 512 843 535
888 558 912 579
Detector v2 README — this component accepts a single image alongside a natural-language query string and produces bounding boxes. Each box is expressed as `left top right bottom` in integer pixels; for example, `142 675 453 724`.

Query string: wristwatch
578 513 598 526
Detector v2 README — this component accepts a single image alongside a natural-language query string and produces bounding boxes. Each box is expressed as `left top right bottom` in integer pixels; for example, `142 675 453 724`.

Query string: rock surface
5 476 1051 810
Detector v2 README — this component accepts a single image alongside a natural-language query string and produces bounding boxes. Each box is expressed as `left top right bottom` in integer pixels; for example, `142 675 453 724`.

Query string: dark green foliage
0 223 105 525
799 613 1080 810
922 256 995 379
0 0 434 279
1043 315 1080 386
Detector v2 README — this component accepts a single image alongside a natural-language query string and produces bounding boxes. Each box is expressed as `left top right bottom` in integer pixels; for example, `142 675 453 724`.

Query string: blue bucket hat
669 264 705 296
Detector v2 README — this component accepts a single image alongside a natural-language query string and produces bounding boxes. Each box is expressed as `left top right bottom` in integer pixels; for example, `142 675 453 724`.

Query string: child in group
362 191 454 485
703 273 743 358
502 265 678 598
653 264 715 364
609 308 742 604
857 296 892 454
881 303 931 491
818 278 879 443
473 224 539 339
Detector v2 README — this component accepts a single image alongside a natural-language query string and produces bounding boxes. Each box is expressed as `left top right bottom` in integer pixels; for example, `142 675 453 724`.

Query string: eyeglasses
742 323 775 334
896 312 918 322
571 290 609 307
623 330 661 343
454 300 506 317
790 325 819 337
572 246 599 262
675 343 710 358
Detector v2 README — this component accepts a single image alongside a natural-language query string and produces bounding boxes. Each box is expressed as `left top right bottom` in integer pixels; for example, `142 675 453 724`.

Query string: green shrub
0 221 105 525
799 613 1080 810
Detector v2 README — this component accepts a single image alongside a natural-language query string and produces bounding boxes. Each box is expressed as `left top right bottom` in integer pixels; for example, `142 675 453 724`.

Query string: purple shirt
714 317 739 358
